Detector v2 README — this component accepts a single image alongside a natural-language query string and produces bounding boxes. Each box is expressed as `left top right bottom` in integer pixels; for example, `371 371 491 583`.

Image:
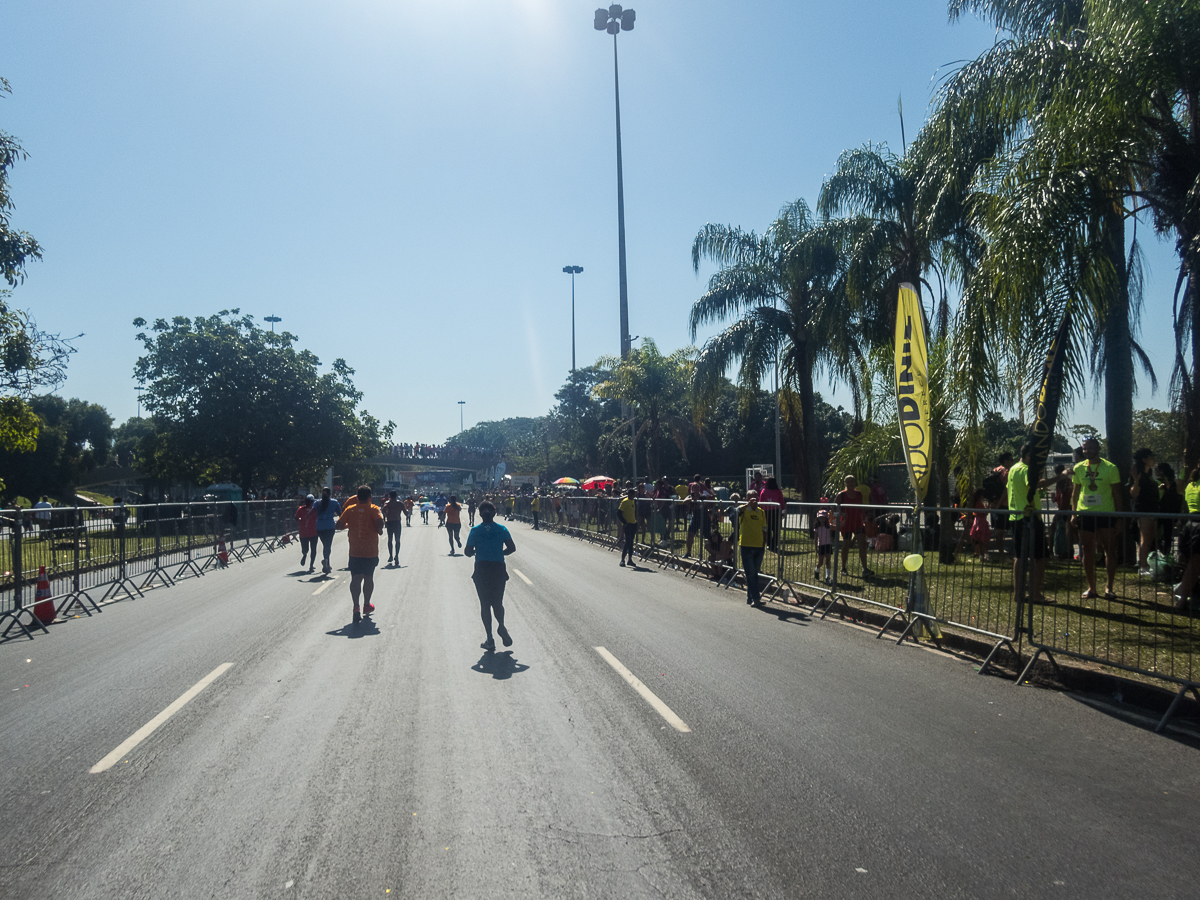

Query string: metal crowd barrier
0 500 301 640
504 491 1200 730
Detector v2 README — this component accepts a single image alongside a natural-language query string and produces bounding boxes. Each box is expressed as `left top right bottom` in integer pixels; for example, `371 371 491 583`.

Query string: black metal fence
1 500 300 639
508 493 1200 729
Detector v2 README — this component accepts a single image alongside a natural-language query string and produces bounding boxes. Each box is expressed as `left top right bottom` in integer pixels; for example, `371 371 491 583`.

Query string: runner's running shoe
497 625 512 647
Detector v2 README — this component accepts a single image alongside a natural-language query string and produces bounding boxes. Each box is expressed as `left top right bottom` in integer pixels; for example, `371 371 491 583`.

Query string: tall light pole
595 5 636 482
594 5 635 361
264 314 281 332
458 400 465 434
562 265 583 371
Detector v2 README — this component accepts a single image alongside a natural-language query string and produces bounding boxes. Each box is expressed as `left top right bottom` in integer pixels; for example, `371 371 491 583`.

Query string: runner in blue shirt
464 500 517 651
312 487 343 575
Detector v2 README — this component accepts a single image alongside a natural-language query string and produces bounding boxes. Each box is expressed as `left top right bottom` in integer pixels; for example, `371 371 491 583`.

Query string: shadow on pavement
759 604 810 626
471 651 529 679
326 617 381 638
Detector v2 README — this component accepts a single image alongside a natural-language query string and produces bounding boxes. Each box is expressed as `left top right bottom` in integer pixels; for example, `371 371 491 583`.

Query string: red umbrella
581 476 615 490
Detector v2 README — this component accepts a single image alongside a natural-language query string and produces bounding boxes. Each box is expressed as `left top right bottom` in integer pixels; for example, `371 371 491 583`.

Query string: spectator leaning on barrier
1129 448 1159 576
1174 465 1200 611
836 476 874 578
738 490 768 605
759 477 785 552
1008 443 1056 606
1157 463 1182 555
1071 437 1121 601
990 452 1014 556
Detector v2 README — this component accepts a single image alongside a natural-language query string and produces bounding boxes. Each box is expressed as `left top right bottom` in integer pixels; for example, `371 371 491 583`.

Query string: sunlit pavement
2 522 1198 899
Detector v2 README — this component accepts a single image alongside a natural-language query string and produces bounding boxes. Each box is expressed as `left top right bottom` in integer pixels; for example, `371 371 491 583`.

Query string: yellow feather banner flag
894 283 931 502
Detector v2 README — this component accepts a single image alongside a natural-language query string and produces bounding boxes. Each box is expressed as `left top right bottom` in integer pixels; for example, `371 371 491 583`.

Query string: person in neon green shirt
1071 437 1121 599
1008 444 1056 605
1185 470 1200 514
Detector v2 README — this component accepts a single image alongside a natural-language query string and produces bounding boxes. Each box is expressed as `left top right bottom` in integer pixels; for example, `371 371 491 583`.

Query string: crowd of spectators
387 443 499 460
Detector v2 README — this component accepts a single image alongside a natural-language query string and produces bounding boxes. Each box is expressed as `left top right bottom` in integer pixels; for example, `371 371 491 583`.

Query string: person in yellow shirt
530 492 542 530
336 485 384 623
618 485 639 568
738 491 769 606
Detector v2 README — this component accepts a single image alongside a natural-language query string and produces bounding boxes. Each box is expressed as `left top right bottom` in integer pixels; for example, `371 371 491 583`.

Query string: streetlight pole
458 400 465 434
562 265 583 371
595 5 637 483
595 5 635 362
264 315 281 332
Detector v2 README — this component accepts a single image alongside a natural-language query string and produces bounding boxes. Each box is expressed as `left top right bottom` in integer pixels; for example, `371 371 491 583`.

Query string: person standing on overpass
464 500 517 651
336 485 384 623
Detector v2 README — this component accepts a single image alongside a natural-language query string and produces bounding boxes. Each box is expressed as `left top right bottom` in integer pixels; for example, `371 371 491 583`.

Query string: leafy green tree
0 395 112 501
0 79 40 288
593 338 706 482
0 85 74 474
928 0 1172 485
690 199 860 500
133 311 392 496
1131 408 1185 465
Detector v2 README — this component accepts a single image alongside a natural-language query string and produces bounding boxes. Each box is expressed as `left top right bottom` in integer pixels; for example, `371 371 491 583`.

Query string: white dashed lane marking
511 568 533 585
312 577 340 595
594 647 692 733
90 663 234 773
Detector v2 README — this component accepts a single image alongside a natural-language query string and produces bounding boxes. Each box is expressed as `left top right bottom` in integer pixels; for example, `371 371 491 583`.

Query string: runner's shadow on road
287 570 313 577
472 651 529 680
326 618 381 639
628 564 656 574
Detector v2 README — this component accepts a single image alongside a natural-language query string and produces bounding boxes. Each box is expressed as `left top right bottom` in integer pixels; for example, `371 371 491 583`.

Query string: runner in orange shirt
444 495 464 555
336 485 385 623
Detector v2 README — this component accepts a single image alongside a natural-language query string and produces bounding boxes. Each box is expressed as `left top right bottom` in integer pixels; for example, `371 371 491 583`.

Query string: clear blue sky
1 0 1177 445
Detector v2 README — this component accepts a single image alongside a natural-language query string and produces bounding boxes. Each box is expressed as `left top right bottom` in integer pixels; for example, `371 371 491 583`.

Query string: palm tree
1054 0 1200 465
592 338 706 482
816 143 981 559
689 199 859 501
929 0 1166 480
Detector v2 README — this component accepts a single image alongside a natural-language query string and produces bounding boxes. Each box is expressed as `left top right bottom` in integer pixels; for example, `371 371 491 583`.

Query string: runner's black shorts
472 561 508 607
386 521 401 536
1077 513 1114 532
348 555 379 576
1011 517 1046 560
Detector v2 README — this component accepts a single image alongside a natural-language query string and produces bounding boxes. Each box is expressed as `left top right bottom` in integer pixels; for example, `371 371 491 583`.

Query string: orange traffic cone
32 566 55 625
217 534 229 567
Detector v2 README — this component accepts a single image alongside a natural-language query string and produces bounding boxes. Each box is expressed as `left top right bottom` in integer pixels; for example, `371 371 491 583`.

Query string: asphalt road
2 516 1198 899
